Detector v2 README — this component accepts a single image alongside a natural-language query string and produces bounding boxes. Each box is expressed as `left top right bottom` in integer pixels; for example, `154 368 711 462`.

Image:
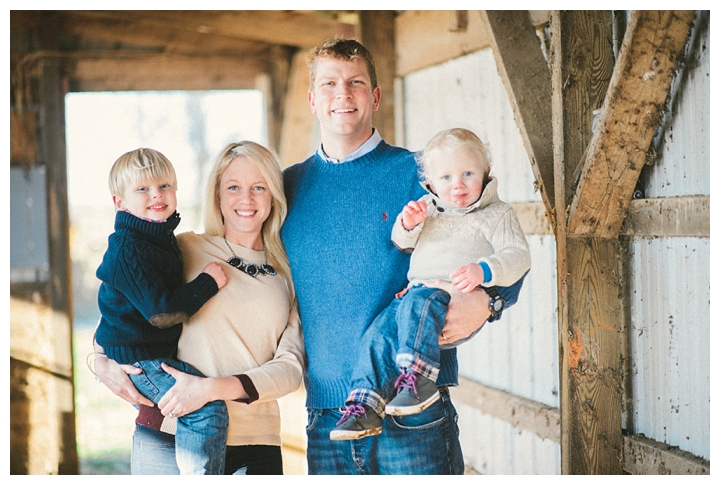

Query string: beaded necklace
223 237 276 278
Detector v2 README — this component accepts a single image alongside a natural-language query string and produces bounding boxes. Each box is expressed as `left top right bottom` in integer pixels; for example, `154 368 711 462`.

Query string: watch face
492 300 503 312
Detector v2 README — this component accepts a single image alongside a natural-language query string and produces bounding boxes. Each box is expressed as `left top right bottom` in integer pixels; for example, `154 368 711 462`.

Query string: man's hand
428 280 491 346
94 353 154 407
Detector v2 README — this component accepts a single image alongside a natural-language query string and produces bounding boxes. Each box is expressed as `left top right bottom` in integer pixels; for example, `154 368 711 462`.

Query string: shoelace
394 370 419 397
336 404 368 425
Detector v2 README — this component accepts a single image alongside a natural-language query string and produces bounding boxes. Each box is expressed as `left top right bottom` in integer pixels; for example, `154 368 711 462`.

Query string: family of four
93 38 530 475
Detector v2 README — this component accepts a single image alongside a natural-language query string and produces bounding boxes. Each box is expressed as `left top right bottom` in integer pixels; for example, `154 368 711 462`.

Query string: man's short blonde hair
108 148 177 198
307 38 377 91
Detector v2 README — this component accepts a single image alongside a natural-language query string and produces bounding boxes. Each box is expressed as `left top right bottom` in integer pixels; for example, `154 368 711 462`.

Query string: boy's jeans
129 358 228 474
347 286 450 413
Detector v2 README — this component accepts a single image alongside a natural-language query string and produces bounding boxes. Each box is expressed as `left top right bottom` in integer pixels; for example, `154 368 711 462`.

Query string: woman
94 141 304 475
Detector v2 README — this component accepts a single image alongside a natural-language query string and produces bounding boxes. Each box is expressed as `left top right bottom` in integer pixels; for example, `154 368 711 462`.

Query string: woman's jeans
347 286 451 412
131 425 283 475
305 388 464 474
129 358 228 474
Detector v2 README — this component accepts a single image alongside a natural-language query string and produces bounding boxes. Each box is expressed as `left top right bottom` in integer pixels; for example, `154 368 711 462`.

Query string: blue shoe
385 370 439 416
329 404 382 441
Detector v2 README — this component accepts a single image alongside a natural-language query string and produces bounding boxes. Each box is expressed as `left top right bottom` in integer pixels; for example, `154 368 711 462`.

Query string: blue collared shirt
317 129 382 164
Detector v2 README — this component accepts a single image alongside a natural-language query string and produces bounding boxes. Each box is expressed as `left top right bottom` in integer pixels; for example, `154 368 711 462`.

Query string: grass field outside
73 323 136 474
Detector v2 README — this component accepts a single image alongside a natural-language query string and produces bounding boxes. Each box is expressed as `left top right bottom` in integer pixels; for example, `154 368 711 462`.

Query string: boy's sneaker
329 404 383 441
385 370 440 416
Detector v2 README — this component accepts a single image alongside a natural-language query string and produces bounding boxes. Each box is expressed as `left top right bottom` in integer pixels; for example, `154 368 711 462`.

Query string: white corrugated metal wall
627 18 710 460
397 14 710 471
399 48 560 474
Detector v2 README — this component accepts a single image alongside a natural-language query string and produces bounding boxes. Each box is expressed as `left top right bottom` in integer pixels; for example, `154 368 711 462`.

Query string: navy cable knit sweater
95 210 218 365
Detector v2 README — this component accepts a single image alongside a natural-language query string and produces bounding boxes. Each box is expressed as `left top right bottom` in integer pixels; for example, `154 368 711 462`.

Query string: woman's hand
157 363 214 418
94 353 154 407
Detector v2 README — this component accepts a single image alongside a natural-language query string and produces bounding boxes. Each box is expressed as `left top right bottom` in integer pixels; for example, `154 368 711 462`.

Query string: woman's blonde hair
204 141 294 301
417 128 491 181
108 148 177 198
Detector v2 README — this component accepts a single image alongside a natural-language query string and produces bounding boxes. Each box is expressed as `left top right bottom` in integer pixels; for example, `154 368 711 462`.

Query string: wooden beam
454 377 560 443
37 57 78 475
567 11 696 237
395 11 490 76
64 10 353 49
66 53 267 92
512 202 553 236
481 10 555 224
514 196 710 237
551 11 627 475
57 10 267 57
620 196 709 237
359 11 397 145
279 49 315 167
623 434 710 475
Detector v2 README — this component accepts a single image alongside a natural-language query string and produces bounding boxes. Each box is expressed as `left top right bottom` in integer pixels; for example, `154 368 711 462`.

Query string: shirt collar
317 129 382 164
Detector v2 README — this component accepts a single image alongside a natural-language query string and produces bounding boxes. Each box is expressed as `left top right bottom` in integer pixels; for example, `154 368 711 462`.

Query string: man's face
309 57 380 145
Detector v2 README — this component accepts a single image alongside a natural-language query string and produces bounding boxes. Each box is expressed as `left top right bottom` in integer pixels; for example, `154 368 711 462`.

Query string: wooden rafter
481 11 555 223
64 10 353 50
567 10 695 237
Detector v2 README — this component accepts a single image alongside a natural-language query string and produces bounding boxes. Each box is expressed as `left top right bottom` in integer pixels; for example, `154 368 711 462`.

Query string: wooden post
278 49 315 167
551 11 627 474
359 11 396 145
33 57 78 474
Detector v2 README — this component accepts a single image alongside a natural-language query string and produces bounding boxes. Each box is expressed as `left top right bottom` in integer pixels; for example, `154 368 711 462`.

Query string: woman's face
218 157 272 249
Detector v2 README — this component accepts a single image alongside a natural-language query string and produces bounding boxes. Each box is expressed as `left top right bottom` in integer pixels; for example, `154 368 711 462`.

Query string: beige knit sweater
163 232 305 447
392 177 531 288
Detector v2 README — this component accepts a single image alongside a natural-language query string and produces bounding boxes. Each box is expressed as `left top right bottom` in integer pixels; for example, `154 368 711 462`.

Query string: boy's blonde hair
108 148 177 198
204 141 294 301
417 128 491 180
307 38 378 91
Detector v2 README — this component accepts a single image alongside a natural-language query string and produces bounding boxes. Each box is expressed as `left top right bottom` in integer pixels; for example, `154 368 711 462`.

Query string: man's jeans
306 388 464 474
347 286 451 413
129 358 228 474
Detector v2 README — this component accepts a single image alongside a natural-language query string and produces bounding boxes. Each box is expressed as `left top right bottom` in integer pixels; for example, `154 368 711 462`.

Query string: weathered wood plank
481 11 555 224
67 54 267 91
624 434 710 475
454 377 560 443
512 196 711 237
37 58 78 475
395 11 490 76
512 202 553 236
64 10 352 50
620 196 709 237
565 237 628 474
568 11 696 237
279 49 315 168
360 11 396 145
551 11 626 475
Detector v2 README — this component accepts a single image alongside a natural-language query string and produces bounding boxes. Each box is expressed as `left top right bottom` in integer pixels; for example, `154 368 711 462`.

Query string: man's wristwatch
479 286 505 319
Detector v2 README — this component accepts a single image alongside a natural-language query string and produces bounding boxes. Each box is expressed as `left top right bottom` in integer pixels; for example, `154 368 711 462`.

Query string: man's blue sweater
283 141 525 409
95 210 218 365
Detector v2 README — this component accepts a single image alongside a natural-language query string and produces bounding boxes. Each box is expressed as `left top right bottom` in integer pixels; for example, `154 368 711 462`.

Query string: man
282 39 524 475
